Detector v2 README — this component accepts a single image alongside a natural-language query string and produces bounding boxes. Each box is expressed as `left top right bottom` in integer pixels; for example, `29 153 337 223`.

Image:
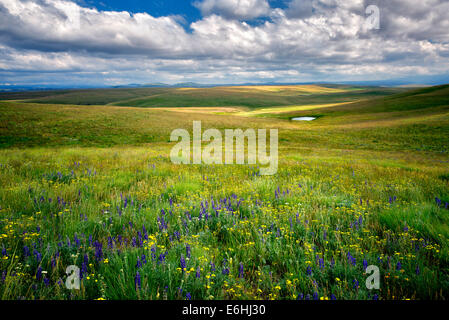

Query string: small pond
291 117 316 121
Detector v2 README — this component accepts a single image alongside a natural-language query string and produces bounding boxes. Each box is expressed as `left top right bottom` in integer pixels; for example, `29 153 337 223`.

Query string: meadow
0 84 448 300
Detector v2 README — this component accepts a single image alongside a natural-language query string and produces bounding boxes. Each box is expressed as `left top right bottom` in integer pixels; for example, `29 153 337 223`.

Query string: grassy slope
1 85 448 154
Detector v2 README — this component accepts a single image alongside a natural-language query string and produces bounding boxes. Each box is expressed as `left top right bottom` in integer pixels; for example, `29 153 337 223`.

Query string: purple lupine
186 244 191 259
135 271 141 289
141 254 147 265
435 197 442 206
94 241 103 261
34 250 42 262
107 237 114 250
210 262 216 272
347 252 356 266
306 266 312 276
36 267 42 280
151 246 157 260
196 267 201 278
239 263 244 278
319 258 324 270
180 255 186 270
136 258 142 269
186 292 192 300
416 265 420 275
396 262 402 271
158 252 167 263
363 259 368 271
80 262 87 280
353 279 359 289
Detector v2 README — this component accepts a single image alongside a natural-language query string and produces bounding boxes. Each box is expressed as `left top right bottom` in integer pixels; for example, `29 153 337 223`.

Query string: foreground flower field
0 144 448 300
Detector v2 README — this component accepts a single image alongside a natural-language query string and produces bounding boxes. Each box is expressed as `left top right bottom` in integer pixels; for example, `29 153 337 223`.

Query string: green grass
0 84 448 301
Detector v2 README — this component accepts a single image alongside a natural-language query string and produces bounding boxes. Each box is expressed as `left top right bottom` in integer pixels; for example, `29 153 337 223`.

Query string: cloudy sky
1 0 449 87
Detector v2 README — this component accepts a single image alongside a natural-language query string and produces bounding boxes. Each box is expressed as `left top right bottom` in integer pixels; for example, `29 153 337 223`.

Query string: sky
0 0 449 87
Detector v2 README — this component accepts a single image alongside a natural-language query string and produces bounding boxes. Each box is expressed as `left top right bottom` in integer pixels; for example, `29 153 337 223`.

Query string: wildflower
415 265 420 275
36 267 42 281
396 262 401 271
319 258 324 270
306 266 312 276
135 271 141 289
196 267 201 278
186 244 191 259
186 292 192 300
179 255 186 270
239 263 244 278
363 259 368 271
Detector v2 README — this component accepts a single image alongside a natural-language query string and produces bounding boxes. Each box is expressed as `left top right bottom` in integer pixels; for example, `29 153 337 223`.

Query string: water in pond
292 117 316 121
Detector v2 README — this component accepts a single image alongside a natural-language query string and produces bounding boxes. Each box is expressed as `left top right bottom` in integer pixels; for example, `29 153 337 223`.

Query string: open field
0 85 449 300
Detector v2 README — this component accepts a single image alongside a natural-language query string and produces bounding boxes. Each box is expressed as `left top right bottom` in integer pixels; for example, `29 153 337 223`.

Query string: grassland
2 84 406 109
0 84 448 300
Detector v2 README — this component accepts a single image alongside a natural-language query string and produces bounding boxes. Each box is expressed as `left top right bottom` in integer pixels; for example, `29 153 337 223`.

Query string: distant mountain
1 74 448 92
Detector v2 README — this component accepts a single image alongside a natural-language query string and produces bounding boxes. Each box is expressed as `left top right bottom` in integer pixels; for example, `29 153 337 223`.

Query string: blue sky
80 0 203 24
1 0 449 87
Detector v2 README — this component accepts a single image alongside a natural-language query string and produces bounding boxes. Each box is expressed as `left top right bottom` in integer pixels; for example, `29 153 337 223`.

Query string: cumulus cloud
0 0 448 85
194 0 271 20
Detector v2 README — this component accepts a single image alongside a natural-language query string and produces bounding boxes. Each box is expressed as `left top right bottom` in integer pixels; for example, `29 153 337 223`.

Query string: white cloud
194 0 271 20
0 0 449 85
